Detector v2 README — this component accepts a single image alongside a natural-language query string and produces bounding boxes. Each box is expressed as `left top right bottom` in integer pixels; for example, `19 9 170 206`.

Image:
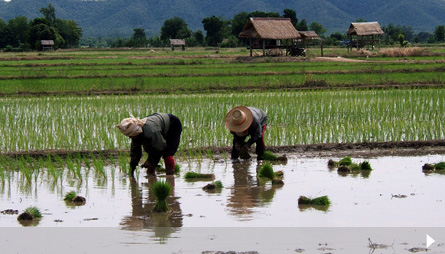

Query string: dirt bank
2 140 445 160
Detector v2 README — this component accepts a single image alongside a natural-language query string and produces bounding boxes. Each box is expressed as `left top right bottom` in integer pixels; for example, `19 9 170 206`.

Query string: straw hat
225 106 253 133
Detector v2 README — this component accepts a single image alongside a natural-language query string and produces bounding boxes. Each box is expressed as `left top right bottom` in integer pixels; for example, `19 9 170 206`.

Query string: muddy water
1 154 445 253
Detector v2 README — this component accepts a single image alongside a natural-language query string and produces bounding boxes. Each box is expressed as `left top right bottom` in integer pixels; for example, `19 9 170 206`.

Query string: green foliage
129 28 148 47
434 25 445 42
184 171 213 179
262 151 279 161
161 17 191 40
150 180 172 212
64 191 77 201
258 163 275 180
339 156 352 166
25 206 42 219
214 180 223 189
435 162 445 170
298 195 331 206
359 161 372 170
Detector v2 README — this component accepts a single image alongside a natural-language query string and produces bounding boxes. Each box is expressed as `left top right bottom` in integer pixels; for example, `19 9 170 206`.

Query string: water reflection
120 175 182 241
226 160 281 220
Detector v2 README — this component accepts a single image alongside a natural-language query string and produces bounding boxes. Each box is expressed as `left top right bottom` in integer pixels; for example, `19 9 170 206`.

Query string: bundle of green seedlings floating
63 191 86 203
258 163 284 185
202 180 224 190
17 206 42 221
298 195 331 206
184 171 215 179
150 180 172 212
328 156 373 172
261 151 287 162
422 162 445 172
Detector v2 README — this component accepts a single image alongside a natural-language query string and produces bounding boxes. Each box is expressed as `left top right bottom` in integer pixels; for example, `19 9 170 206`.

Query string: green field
0 47 444 154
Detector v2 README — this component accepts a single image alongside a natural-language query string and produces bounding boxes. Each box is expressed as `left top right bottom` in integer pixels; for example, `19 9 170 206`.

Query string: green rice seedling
64 191 77 201
150 180 172 212
175 164 181 173
339 156 352 166
184 171 214 179
92 154 106 178
205 149 214 160
118 154 129 174
214 180 223 189
24 206 42 219
261 151 278 161
298 195 331 206
435 162 445 170
258 163 275 180
359 161 373 170
350 163 361 171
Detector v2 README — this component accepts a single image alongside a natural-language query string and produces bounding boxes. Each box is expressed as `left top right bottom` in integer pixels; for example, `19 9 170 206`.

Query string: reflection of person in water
120 176 183 239
226 161 280 220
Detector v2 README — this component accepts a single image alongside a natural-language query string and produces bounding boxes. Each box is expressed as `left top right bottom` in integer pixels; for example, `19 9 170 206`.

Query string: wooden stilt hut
346 22 384 53
238 17 301 56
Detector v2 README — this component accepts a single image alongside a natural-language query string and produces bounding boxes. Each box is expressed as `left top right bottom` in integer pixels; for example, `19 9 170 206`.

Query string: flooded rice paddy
1 153 445 253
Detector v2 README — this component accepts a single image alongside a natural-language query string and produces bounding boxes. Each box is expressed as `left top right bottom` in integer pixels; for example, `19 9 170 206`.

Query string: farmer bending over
116 113 182 176
225 106 267 160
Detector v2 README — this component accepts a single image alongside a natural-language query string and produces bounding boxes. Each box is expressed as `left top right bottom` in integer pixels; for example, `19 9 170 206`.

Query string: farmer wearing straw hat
225 106 268 160
116 113 182 177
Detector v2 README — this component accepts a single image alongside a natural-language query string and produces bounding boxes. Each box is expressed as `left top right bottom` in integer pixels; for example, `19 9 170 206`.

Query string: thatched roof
41 40 54 46
169 39 185 46
346 22 384 36
239 17 301 40
298 31 321 40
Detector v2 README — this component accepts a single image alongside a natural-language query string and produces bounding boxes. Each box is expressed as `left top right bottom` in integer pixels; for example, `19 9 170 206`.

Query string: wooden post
321 40 323 57
250 38 252 57
262 40 266 56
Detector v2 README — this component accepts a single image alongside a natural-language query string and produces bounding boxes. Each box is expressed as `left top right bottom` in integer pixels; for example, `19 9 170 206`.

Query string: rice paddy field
1 46 445 253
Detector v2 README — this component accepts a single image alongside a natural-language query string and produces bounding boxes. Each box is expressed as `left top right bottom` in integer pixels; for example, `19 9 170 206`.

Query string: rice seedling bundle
258 163 275 180
298 195 331 206
150 180 172 212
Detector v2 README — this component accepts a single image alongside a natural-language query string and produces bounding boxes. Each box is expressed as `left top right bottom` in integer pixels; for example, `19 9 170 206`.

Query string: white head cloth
116 115 148 137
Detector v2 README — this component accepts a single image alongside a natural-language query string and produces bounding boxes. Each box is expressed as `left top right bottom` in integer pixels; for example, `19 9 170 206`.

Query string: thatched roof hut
298 31 321 40
346 22 384 36
169 39 185 51
40 40 54 51
238 17 300 56
346 22 384 51
239 17 301 40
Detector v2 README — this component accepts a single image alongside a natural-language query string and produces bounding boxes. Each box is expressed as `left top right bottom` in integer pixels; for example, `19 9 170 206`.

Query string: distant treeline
1 5 444 50
82 9 445 49
0 4 81 51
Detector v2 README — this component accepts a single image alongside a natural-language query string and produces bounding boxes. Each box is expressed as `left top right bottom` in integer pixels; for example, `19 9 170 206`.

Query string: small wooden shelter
41 40 54 51
238 17 301 56
346 22 384 52
169 39 185 50
298 31 321 47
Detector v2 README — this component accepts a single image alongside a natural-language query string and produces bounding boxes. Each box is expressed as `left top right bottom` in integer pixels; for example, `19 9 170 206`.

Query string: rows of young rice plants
0 88 443 153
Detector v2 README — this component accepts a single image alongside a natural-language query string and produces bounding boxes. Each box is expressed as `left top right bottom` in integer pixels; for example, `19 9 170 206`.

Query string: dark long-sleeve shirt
130 113 170 169
232 107 267 147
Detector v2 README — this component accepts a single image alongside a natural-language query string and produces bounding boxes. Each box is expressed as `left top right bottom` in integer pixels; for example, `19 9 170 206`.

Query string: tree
40 4 56 25
296 19 308 31
0 19 6 48
231 12 249 39
129 28 148 47
29 18 57 49
55 19 82 48
6 16 29 48
283 9 298 27
202 15 229 46
161 17 191 40
193 30 205 46
434 25 445 42
309 22 327 36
